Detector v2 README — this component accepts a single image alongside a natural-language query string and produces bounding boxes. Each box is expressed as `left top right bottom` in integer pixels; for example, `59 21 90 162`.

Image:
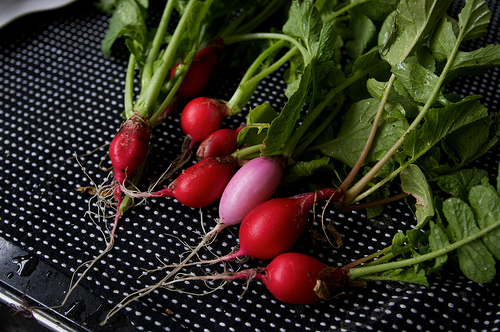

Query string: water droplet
11 255 39 277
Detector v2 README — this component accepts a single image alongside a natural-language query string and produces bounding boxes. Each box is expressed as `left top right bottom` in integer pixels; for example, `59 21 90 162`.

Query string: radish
161 252 347 305
169 40 224 101
196 128 241 160
179 38 298 150
180 97 232 149
136 156 238 208
108 112 152 239
253 252 343 304
232 188 340 259
218 155 286 226
109 113 152 185
171 187 340 266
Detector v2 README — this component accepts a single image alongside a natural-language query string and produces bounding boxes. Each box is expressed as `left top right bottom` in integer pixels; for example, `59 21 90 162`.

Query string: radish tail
101 222 228 325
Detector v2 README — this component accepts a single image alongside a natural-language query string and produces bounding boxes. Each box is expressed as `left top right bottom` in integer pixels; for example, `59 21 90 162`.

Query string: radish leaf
101 0 149 58
317 98 407 167
447 44 500 81
380 0 452 66
428 221 449 272
391 62 445 105
345 13 376 59
400 164 434 228
437 168 489 202
402 97 487 163
262 63 312 156
443 197 496 283
429 16 456 62
457 0 491 41
469 184 500 259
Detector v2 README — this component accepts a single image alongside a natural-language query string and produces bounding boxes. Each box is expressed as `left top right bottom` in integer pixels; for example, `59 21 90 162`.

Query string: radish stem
134 0 204 118
227 44 298 116
348 218 500 280
322 0 374 22
140 0 176 89
223 32 308 61
124 54 136 119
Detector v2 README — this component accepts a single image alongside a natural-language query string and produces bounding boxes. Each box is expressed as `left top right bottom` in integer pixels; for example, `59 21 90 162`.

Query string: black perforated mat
0 1 499 331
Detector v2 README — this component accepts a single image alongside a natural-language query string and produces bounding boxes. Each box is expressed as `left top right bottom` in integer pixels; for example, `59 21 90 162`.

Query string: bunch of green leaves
347 162 500 285
99 0 291 122
100 0 149 60
311 0 500 206
260 0 386 162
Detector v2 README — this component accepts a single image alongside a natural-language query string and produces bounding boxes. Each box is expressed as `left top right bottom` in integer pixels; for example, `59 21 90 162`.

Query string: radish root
101 219 229 325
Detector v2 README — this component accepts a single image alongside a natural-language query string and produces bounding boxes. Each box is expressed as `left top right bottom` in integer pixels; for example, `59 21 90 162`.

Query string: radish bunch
72 0 292 315
91 0 500 326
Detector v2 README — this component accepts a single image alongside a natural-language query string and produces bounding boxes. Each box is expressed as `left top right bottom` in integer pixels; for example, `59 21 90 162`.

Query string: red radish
142 156 237 208
107 112 152 238
130 156 287 292
218 156 286 226
180 97 231 149
61 114 152 310
165 253 347 305
196 128 240 160
205 187 340 263
254 252 345 304
234 188 340 259
157 187 340 278
109 113 152 184
169 40 224 101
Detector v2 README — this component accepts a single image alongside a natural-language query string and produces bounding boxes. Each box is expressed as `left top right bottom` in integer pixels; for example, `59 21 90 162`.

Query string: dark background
0 1 499 331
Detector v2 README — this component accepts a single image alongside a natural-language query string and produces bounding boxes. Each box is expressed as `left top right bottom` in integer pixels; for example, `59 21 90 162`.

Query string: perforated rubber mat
0 1 499 331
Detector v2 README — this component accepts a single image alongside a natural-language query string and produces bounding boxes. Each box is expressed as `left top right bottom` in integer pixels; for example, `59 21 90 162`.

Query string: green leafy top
346 162 500 285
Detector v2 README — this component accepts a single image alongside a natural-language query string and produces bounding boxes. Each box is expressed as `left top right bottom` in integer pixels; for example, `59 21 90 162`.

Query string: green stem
231 144 263 160
343 245 392 270
231 40 287 98
344 21 465 204
223 32 308 62
283 70 366 159
226 45 298 116
348 218 500 280
292 102 342 159
134 0 201 118
140 0 176 90
124 54 136 119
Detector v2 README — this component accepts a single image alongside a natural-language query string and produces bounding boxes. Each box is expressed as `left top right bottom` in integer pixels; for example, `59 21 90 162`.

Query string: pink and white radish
218 156 286 226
